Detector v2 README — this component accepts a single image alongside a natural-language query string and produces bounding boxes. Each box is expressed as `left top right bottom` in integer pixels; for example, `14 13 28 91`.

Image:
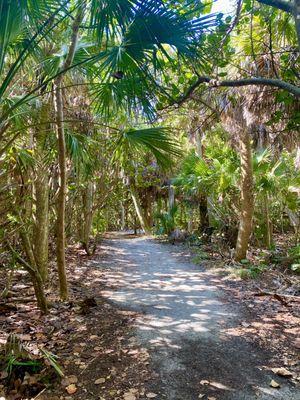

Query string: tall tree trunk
168 183 175 210
258 0 300 51
187 208 193 233
195 129 209 232
54 6 84 300
199 194 209 232
120 201 125 231
31 273 48 313
16 229 48 313
54 77 68 300
129 185 151 234
235 130 254 261
263 193 273 248
81 182 94 254
144 194 153 229
34 167 49 281
33 103 49 282
287 145 300 239
294 0 300 51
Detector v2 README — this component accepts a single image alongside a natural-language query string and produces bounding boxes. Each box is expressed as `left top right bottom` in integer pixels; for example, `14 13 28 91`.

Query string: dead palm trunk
54 6 84 300
235 130 254 261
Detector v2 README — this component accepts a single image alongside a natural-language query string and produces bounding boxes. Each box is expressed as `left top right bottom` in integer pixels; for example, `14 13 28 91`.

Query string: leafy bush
155 205 178 235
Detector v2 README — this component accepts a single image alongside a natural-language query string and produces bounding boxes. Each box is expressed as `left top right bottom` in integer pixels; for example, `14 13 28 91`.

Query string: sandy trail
94 233 299 400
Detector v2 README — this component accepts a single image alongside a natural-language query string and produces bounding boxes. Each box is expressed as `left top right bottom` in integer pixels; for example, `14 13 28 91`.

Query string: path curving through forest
96 233 299 400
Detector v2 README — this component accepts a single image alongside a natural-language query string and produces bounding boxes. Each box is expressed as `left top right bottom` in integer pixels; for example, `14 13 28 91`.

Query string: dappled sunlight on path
91 234 299 400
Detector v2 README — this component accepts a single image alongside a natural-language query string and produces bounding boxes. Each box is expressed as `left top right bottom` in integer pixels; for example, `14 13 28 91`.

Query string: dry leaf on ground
94 377 106 385
270 379 280 388
271 367 293 378
123 393 136 400
146 393 158 398
66 384 77 394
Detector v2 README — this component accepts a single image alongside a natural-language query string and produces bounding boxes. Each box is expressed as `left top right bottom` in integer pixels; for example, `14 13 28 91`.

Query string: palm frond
89 1 217 118
65 130 93 174
113 126 182 169
123 1 216 60
89 0 135 43
91 76 155 120
0 0 69 99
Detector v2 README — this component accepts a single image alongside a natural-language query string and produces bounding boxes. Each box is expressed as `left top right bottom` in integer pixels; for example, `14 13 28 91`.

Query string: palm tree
0 0 216 304
113 127 182 233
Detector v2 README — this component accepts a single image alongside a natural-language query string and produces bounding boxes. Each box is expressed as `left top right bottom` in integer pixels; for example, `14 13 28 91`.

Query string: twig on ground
254 290 300 306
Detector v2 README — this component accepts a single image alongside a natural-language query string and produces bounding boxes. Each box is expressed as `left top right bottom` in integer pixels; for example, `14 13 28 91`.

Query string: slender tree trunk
81 182 94 254
199 194 209 232
295 145 300 169
16 230 48 313
54 6 84 300
294 0 300 51
263 193 273 248
156 197 162 218
34 168 49 281
195 128 204 158
31 273 48 313
144 194 153 228
19 227 37 270
235 130 254 261
287 146 300 238
168 184 175 210
258 0 300 51
130 185 151 234
187 208 193 233
54 77 68 300
33 104 49 282
120 201 125 231
195 129 209 232
134 215 138 235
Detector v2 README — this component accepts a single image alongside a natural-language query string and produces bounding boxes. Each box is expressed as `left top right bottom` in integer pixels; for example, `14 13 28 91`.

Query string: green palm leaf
88 0 216 118
89 0 134 43
113 126 182 169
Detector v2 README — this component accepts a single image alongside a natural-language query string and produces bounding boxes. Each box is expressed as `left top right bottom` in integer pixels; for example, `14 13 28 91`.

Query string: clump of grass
236 263 267 279
192 249 209 264
0 334 64 398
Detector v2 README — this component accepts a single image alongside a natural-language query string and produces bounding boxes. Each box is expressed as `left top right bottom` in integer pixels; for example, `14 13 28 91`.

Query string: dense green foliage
0 0 299 311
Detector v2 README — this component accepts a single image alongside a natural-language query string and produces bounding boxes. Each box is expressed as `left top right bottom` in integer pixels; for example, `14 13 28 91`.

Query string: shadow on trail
89 234 299 400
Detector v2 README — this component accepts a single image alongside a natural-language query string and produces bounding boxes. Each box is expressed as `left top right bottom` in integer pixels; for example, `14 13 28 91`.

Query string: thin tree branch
221 0 243 46
257 0 294 13
5 239 36 275
0 122 10 141
173 76 300 106
250 0 259 75
0 120 120 158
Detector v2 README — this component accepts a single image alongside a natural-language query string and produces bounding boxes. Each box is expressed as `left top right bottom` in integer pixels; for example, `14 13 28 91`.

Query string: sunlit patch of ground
93 234 300 399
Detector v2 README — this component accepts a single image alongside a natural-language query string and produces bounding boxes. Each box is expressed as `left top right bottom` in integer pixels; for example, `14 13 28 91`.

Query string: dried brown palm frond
219 53 300 152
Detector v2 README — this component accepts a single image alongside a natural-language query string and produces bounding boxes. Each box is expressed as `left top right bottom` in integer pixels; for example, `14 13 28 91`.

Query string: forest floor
0 232 299 399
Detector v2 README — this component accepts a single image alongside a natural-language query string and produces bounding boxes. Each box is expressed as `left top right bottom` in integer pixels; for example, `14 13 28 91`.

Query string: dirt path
95 233 299 400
